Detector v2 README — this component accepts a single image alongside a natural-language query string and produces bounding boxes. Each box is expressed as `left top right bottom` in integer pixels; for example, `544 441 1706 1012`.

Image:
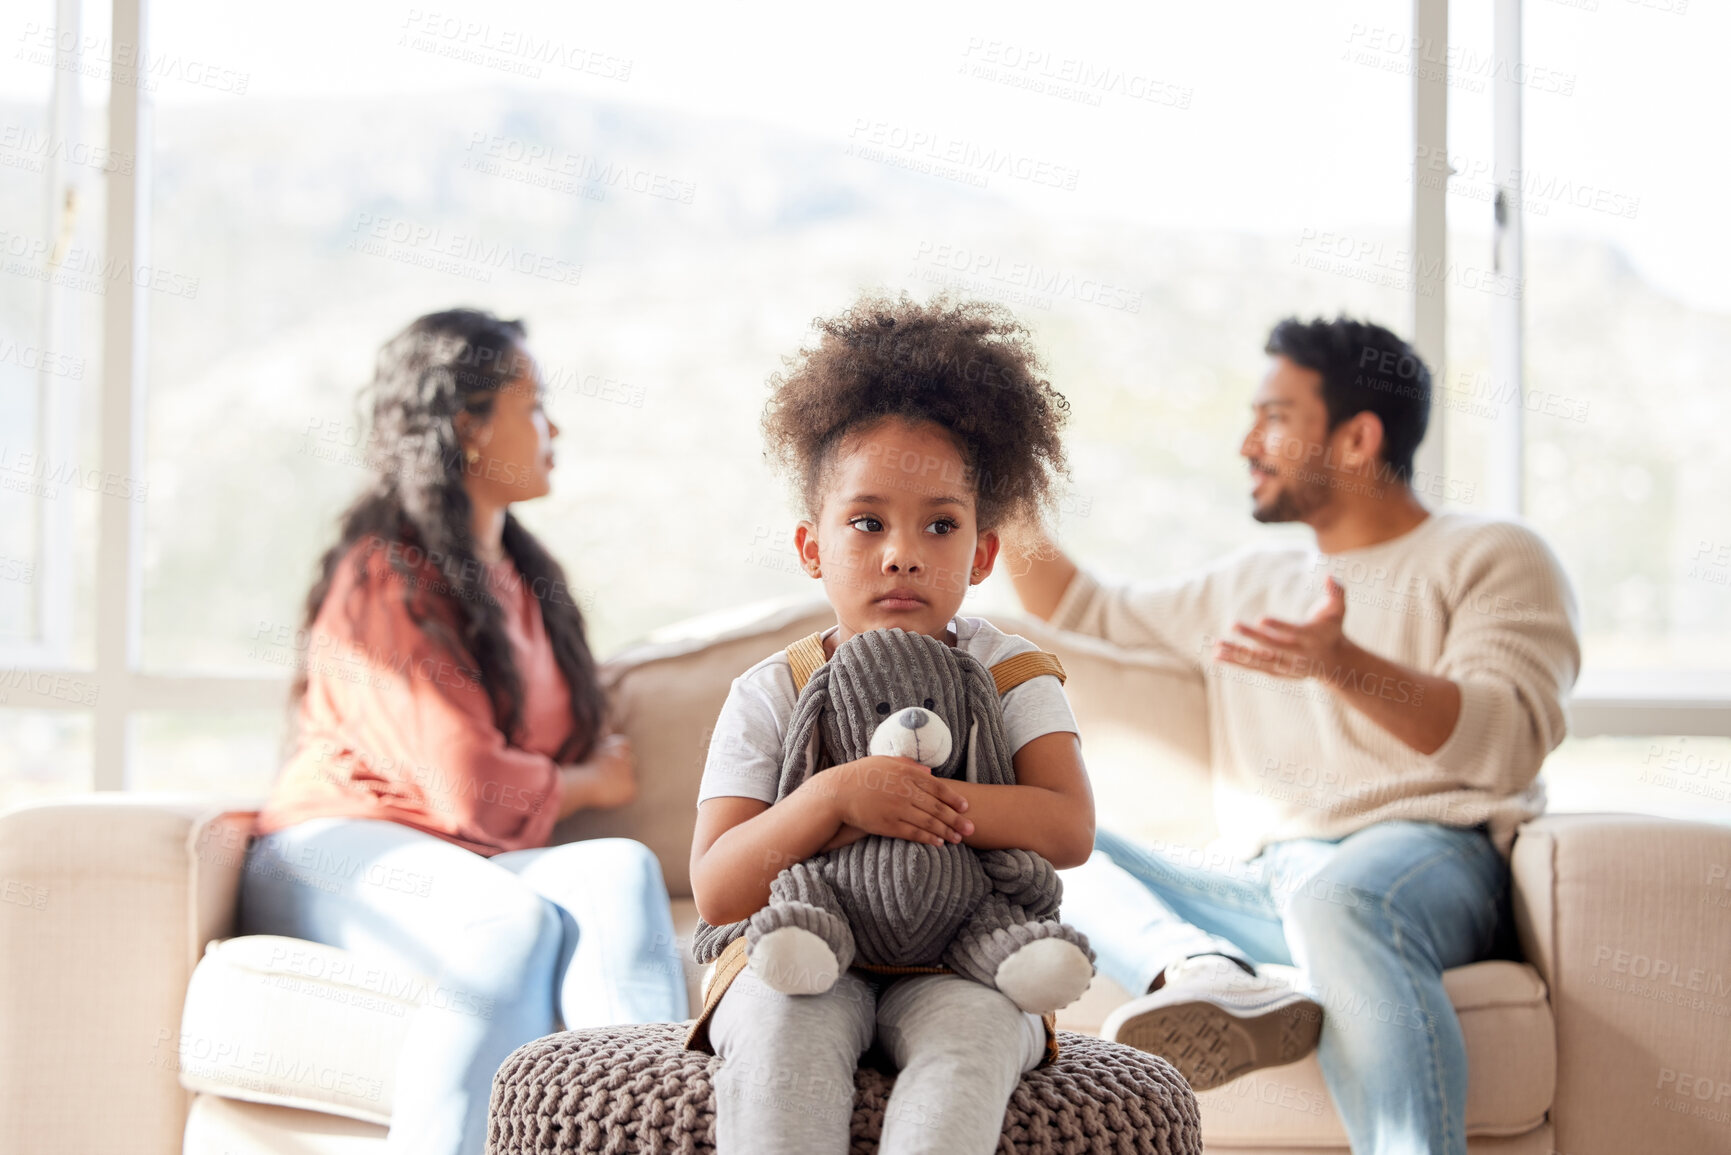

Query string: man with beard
1005 316 1580 1155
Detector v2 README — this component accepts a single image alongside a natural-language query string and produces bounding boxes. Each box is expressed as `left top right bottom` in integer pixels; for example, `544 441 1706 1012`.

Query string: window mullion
94 0 152 791
1489 0 1525 516
1411 0 1448 486
39 0 87 664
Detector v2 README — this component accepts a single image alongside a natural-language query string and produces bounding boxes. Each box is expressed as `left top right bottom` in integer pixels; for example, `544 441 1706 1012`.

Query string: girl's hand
804 755 973 847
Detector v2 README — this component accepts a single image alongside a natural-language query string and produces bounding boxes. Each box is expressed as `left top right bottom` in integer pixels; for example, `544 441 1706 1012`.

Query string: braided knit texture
487 1022 1202 1154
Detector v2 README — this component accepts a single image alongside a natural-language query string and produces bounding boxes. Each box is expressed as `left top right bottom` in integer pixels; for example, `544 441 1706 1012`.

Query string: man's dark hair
1264 316 1431 484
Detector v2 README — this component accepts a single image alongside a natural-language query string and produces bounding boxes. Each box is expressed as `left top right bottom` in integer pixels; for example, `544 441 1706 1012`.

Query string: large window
1440 1 1731 817
1522 3 1730 680
1445 0 1731 679
134 0 1411 677
1 0 112 798
1 0 1726 821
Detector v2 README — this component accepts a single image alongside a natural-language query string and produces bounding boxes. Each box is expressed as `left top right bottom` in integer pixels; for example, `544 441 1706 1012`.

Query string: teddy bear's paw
995 938 1094 1014
749 926 841 995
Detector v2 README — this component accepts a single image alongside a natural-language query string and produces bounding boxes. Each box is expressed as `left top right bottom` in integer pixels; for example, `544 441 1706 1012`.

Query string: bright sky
5 0 1726 309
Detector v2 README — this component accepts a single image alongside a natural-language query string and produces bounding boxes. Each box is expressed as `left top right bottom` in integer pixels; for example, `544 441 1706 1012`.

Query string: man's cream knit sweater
1048 510 1581 858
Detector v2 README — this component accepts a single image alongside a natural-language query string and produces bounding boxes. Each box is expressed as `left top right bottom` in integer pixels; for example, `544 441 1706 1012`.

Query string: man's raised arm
1001 529 1217 668
1002 531 1079 622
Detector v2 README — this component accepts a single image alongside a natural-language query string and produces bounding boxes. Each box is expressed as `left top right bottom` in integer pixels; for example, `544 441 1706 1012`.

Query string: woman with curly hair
686 293 1095 1153
240 308 687 1155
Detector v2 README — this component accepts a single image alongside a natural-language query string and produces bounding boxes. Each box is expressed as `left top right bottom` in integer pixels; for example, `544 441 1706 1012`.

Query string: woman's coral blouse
256 543 575 855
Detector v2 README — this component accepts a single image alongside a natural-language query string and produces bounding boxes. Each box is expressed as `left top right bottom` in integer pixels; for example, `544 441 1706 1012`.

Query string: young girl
687 294 1095 1154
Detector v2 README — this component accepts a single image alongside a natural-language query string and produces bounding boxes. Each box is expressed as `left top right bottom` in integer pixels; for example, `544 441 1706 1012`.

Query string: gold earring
464 448 480 465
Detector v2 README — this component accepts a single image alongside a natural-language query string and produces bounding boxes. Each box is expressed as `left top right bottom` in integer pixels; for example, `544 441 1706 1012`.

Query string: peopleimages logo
0 227 199 299
846 119 1081 192
13 22 251 94
463 132 696 204
347 213 582 286
1412 145 1640 221
956 38 1193 111
0 444 148 502
1342 25 1576 97
0 123 134 175
397 9 632 82
1292 228 1522 300
911 241 1142 314
1591 944 1730 999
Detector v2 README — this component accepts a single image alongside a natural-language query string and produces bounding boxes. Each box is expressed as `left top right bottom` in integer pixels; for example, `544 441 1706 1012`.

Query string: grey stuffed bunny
691 627 1094 1014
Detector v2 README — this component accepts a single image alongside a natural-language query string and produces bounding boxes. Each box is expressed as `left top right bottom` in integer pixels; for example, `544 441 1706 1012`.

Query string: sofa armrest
0 794 257 1155
1511 812 1731 1155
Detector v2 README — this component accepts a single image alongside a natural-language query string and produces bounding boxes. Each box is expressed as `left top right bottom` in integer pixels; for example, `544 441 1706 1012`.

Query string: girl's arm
689 791 837 927
945 732 1095 868
690 756 975 926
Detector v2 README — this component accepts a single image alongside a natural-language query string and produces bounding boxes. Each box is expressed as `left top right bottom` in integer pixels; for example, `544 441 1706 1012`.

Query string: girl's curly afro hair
761 293 1070 532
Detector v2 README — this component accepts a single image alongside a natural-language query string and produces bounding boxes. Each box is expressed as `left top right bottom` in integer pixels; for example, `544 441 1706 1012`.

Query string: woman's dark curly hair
761 293 1070 531
291 308 606 765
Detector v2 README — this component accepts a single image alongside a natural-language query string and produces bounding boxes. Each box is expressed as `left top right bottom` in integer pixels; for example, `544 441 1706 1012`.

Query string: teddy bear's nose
898 708 928 730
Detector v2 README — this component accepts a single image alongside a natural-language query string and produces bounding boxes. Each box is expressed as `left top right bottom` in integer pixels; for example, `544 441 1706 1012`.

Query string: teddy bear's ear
799 717 823 782
959 659 1017 787
776 664 834 799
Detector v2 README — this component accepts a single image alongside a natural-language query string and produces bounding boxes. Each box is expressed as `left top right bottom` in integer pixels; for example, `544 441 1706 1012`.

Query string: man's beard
1251 471 1330 524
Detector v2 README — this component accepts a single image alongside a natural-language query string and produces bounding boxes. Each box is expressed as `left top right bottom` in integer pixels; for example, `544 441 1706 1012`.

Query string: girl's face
795 417 999 644
457 347 560 506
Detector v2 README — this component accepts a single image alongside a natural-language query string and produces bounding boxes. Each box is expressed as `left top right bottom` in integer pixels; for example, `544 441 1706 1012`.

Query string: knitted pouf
487 1021 1202 1155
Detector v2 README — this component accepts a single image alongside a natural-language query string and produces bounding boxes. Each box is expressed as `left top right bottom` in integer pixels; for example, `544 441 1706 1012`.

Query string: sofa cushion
177 936 422 1125
1195 961 1555 1146
180 901 709 1128
184 1094 387 1155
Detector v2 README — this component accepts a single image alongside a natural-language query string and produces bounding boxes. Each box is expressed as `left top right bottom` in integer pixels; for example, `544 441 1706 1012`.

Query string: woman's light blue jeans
1059 820 1509 1155
237 817 690 1155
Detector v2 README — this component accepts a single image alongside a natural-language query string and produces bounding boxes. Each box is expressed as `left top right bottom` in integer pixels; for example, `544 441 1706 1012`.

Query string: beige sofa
3 597 1728 1155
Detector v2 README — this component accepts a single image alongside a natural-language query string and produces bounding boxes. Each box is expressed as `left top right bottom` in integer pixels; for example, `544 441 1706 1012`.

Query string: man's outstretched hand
1211 576 1462 755
1214 577 1350 683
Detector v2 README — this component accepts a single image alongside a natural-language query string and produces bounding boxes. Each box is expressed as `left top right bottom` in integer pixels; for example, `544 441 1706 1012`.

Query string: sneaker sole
1105 993 1323 1092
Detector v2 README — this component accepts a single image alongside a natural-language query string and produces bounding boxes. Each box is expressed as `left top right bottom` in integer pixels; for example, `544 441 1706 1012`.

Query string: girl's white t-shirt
695 617 1081 807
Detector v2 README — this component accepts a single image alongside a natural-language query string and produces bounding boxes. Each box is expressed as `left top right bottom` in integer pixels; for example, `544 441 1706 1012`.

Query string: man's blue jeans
238 818 690 1155
1060 821 1509 1155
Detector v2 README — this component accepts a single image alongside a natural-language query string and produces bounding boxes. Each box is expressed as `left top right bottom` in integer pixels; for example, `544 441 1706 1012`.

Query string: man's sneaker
1099 954 1322 1091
